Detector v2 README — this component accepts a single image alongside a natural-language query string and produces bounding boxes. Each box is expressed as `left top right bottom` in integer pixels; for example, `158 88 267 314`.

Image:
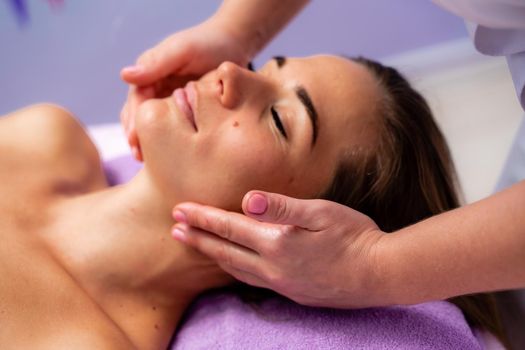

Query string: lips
173 82 198 131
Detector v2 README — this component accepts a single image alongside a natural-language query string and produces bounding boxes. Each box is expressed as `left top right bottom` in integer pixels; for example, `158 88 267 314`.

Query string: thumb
121 44 190 86
242 191 323 230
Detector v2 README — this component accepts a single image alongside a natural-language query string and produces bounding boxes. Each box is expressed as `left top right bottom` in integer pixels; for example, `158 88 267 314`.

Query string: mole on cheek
288 176 295 184
233 121 239 127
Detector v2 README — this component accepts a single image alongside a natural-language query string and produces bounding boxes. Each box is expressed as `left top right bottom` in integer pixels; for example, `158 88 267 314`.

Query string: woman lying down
0 54 508 349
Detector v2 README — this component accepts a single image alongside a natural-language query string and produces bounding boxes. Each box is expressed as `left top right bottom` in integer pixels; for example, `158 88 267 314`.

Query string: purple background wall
0 0 468 125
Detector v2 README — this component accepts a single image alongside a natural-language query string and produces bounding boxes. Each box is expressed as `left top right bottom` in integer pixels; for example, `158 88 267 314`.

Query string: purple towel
172 291 482 350
104 156 484 350
103 155 143 186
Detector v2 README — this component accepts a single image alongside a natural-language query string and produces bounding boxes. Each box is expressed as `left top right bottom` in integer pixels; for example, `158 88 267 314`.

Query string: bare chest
0 203 137 348
0 174 135 348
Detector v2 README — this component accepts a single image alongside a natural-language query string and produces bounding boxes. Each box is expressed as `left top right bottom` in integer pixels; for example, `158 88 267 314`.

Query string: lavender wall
0 0 467 125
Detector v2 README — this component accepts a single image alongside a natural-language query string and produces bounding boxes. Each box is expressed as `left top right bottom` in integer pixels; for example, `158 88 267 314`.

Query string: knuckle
267 231 287 257
183 210 199 228
257 228 276 255
312 199 340 226
311 199 330 215
265 223 302 258
279 224 297 237
273 197 290 221
215 214 233 241
192 211 210 231
216 243 233 266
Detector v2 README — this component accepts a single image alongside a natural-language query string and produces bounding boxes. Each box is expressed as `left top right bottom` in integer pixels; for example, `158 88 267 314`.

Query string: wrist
207 11 258 63
369 231 404 306
375 228 441 306
344 228 397 308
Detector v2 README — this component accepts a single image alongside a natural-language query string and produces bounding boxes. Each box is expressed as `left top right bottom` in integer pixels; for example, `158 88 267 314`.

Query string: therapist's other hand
120 18 251 160
171 191 388 308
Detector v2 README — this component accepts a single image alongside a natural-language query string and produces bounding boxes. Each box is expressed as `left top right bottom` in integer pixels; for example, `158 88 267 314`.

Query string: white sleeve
432 0 525 29
433 0 525 110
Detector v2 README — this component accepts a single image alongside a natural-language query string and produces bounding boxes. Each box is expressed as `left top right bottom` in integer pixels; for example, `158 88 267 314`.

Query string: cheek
189 125 291 209
219 129 284 179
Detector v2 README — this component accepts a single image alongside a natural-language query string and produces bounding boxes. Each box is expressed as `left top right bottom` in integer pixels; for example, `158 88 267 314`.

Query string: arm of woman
171 181 525 308
121 0 309 85
381 179 525 305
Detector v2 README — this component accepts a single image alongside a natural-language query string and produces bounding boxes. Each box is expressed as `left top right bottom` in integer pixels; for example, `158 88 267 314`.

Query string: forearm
380 180 525 305
211 0 309 58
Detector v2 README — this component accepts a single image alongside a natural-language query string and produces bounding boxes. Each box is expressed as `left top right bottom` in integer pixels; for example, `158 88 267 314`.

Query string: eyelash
247 63 287 139
271 106 287 139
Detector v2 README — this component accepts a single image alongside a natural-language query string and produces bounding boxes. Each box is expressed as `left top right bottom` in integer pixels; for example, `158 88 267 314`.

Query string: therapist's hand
120 17 251 160
171 191 389 308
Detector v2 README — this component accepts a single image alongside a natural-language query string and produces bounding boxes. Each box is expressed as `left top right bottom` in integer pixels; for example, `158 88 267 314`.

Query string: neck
47 169 232 347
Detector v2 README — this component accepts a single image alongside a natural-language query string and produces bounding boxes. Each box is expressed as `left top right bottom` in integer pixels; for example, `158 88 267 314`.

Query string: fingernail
122 65 144 75
173 210 187 223
171 227 187 242
247 193 267 214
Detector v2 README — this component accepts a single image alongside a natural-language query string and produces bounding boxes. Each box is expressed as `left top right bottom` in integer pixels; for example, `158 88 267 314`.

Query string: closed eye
271 106 287 139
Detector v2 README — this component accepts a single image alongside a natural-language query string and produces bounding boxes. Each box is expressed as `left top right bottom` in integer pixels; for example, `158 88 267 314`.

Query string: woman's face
136 55 380 211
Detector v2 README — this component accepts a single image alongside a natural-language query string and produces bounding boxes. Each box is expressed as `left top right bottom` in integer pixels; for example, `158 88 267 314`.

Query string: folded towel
171 290 482 350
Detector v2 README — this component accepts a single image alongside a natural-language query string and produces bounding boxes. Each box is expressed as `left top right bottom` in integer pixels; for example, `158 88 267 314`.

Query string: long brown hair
320 56 509 347
233 55 508 347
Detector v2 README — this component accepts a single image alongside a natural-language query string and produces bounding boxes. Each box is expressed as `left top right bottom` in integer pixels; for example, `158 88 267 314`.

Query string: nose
216 61 262 109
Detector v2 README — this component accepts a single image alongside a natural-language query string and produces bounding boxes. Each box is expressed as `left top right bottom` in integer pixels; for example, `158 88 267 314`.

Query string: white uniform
431 0 525 189
433 2 525 347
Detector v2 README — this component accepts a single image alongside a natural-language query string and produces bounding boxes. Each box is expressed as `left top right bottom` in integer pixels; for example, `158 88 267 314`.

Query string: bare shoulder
0 104 107 193
0 103 96 163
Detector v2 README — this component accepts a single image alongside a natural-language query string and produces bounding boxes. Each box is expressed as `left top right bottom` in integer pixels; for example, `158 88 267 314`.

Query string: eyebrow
272 56 318 147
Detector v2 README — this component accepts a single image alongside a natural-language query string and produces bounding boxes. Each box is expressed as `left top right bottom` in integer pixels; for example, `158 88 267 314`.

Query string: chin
136 99 175 161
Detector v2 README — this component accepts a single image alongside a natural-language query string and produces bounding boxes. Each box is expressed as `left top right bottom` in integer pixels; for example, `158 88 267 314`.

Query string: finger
131 144 143 162
120 65 145 84
120 100 141 160
172 223 263 275
121 43 192 86
173 203 275 253
242 191 327 231
123 87 140 135
135 85 155 101
122 86 153 161
152 73 200 98
127 86 156 129
217 263 269 289
120 102 130 139
128 129 141 159
126 85 154 134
